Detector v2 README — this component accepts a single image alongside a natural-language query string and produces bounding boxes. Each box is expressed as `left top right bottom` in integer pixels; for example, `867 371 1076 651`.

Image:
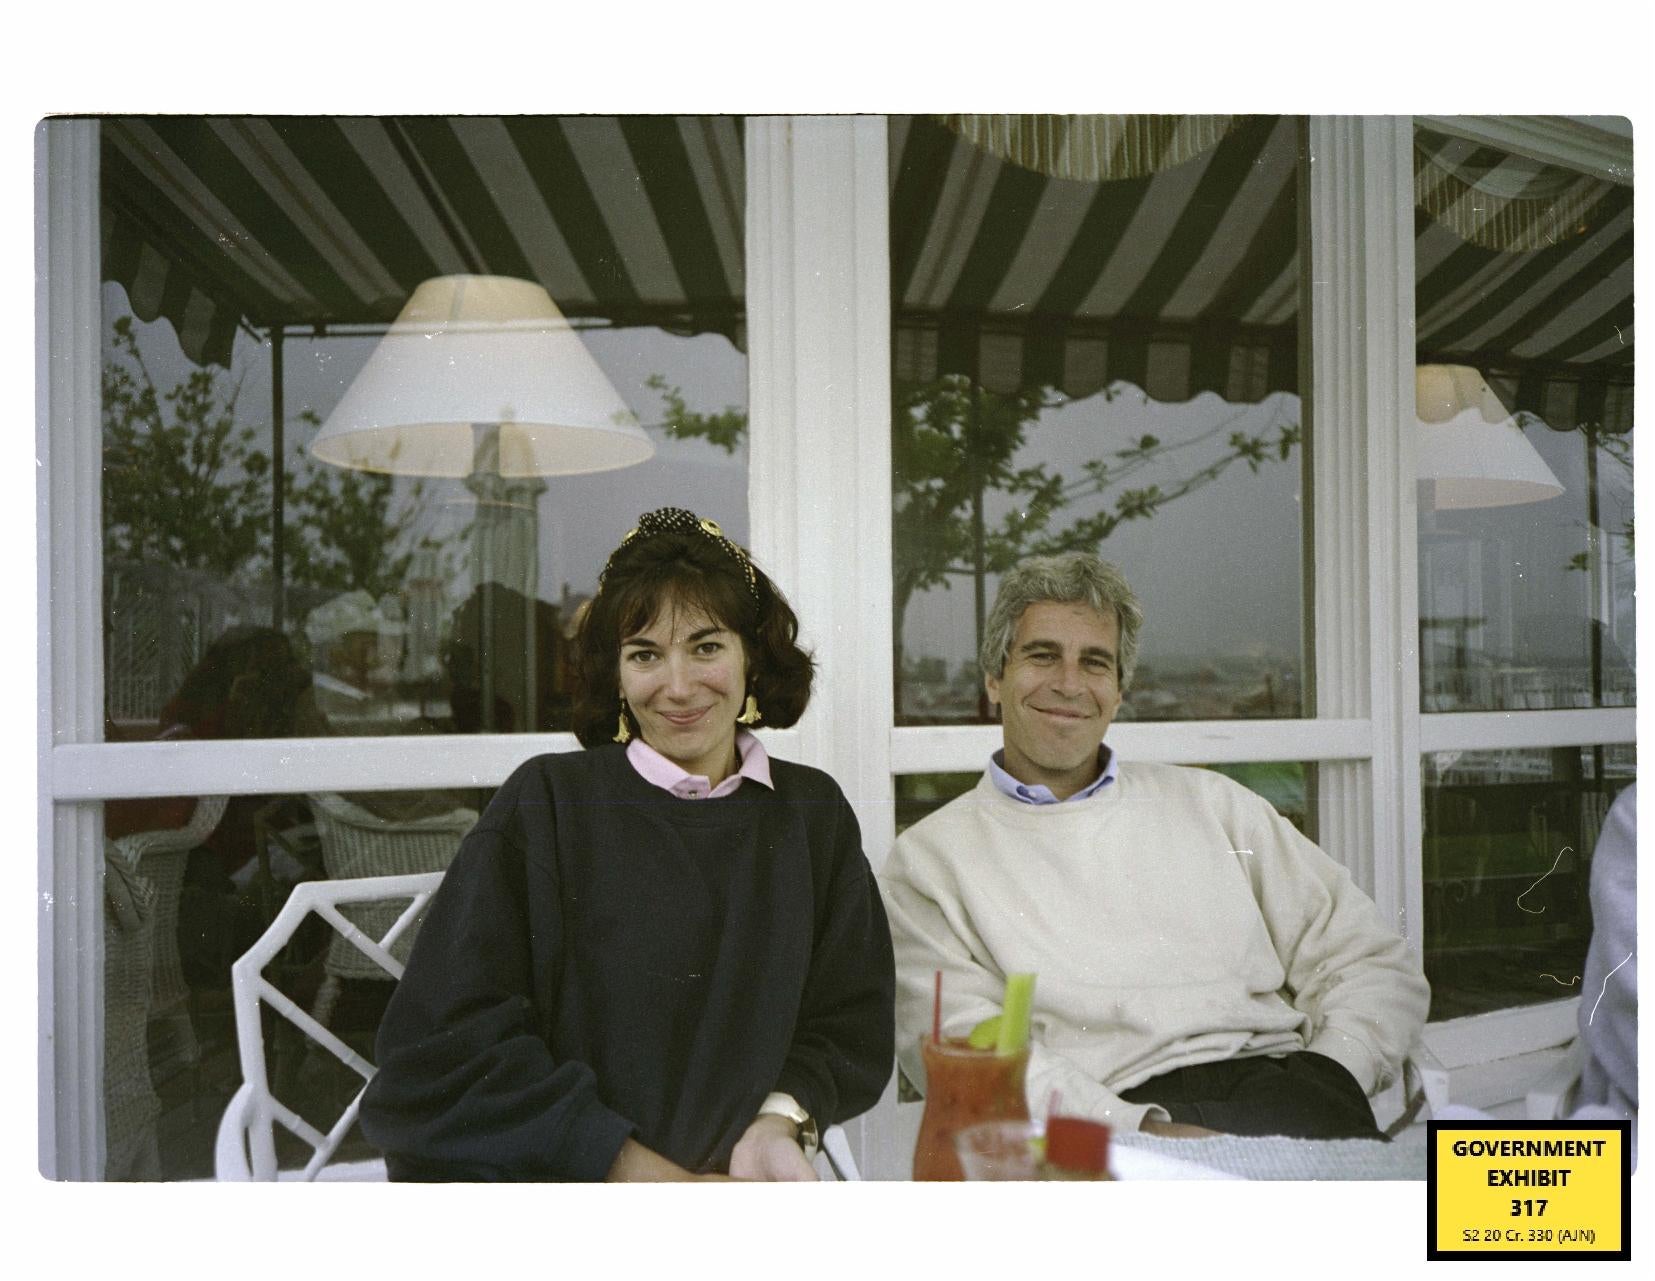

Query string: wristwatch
758 1091 819 1157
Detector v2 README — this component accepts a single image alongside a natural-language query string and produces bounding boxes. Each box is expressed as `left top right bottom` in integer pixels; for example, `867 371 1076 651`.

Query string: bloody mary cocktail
911 1036 1031 1181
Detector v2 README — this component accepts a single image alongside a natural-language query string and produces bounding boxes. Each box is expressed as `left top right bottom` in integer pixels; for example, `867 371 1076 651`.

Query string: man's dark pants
1119 1050 1386 1140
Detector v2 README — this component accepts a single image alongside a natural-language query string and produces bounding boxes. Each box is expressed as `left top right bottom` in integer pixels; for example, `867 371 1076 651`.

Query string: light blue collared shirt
987 745 1118 804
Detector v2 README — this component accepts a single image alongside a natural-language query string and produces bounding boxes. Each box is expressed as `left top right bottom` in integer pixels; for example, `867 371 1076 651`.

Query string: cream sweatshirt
881 763 1430 1133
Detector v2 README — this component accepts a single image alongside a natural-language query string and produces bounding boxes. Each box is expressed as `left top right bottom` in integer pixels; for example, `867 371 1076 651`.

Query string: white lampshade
1415 364 1565 510
311 274 654 478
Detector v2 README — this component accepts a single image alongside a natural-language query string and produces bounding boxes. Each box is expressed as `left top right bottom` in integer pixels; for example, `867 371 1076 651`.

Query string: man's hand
1140 1118 1222 1139
729 1113 819 1181
605 1138 701 1181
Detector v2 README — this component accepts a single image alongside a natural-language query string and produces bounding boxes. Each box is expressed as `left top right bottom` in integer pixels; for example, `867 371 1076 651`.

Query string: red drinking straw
932 969 942 1043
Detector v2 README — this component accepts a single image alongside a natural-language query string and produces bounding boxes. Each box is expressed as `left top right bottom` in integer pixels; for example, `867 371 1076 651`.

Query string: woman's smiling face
618 599 748 783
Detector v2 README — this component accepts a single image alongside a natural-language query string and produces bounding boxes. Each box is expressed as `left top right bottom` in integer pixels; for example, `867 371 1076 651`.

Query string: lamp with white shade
311 274 655 731
1415 363 1564 510
312 274 653 477
1414 364 1569 712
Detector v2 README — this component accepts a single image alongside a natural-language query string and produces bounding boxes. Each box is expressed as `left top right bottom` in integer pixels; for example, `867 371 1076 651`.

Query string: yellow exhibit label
1427 1120 1630 1260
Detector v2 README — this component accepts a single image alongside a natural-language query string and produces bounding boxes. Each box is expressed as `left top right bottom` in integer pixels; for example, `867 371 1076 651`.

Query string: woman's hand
728 1113 819 1181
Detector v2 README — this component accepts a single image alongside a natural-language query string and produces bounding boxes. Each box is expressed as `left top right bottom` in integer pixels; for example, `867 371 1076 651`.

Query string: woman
359 508 895 1180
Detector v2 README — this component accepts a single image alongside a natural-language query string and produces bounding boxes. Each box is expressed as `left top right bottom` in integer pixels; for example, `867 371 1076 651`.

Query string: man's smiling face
985 600 1123 799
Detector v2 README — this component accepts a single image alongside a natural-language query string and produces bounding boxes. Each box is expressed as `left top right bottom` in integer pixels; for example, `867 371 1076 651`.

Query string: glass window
1413 127 1634 711
894 762 1315 836
101 784 496 1179
888 114 1307 725
101 116 749 740
1422 744 1634 1021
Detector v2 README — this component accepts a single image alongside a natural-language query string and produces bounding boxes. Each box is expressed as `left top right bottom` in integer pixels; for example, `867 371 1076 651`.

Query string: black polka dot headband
599 507 760 602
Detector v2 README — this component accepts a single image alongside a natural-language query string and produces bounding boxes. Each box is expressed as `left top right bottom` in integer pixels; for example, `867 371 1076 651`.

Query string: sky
112 287 751 612
900 384 1307 671
110 245 1625 697
113 273 1312 672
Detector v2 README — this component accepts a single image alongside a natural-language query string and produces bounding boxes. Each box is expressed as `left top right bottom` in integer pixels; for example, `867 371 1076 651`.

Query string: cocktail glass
954 1119 1044 1181
911 1036 1031 1181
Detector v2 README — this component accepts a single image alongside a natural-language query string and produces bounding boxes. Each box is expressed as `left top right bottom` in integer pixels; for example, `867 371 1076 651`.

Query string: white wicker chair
103 842 161 1180
216 870 862 1181
109 794 230 1080
305 793 476 1025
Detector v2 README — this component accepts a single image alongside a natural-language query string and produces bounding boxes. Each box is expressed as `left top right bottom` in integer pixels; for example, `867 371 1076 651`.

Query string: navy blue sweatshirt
359 745 895 1180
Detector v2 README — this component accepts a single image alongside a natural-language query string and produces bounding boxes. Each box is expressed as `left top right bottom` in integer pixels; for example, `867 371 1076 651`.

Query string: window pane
101 784 494 1179
1414 126 1635 710
101 116 748 740
888 114 1306 725
1422 744 1634 1021
895 762 1315 837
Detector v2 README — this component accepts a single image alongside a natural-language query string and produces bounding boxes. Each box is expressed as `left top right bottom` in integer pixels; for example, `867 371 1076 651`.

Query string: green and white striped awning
100 115 747 368
890 115 1633 427
890 113 1302 404
99 114 1632 427
1413 126 1633 427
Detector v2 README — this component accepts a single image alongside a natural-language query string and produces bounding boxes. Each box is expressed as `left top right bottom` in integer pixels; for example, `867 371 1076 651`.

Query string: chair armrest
819 1123 860 1181
214 1082 257 1181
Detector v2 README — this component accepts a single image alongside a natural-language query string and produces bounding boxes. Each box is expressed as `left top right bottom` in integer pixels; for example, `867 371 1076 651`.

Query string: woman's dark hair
571 522 815 748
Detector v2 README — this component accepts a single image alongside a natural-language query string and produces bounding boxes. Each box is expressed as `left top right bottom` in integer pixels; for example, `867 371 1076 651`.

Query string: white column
746 115 902 1177
746 116 895 847
1304 117 1422 945
38 118 107 1180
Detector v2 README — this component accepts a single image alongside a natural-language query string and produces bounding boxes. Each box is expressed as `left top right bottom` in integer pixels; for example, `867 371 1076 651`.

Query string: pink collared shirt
625 728 774 799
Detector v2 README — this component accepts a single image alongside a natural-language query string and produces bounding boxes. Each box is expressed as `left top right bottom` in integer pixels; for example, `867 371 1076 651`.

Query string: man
1575 783 1636 1139
881 553 1430 1139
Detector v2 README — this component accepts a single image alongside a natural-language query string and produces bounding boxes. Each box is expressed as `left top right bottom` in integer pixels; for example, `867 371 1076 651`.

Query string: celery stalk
995 972 1036 1054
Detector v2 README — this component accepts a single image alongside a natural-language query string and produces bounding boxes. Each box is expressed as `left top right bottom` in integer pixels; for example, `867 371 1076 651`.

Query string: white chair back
215 872 442 1180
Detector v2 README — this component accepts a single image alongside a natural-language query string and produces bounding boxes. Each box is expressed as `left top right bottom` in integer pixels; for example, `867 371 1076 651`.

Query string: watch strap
757 1091 818 1156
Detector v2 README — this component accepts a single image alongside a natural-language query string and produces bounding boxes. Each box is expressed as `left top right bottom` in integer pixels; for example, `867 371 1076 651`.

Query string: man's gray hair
979 553 1144 689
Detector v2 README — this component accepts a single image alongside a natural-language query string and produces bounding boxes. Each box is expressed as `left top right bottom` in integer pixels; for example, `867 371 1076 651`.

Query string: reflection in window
894 762 1314 837
1414 127 1635 711
888 114 1307 726
101 116 749 741
1423 744 1634 1022
101 784 492 1179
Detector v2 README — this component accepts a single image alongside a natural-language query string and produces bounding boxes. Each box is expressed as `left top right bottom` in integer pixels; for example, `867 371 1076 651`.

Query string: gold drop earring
614 698 633 744
736 693 761 726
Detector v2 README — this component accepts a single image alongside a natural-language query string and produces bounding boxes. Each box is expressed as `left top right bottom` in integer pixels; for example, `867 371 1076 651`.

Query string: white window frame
37 114 1633 1179
1402 114 1636 1090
